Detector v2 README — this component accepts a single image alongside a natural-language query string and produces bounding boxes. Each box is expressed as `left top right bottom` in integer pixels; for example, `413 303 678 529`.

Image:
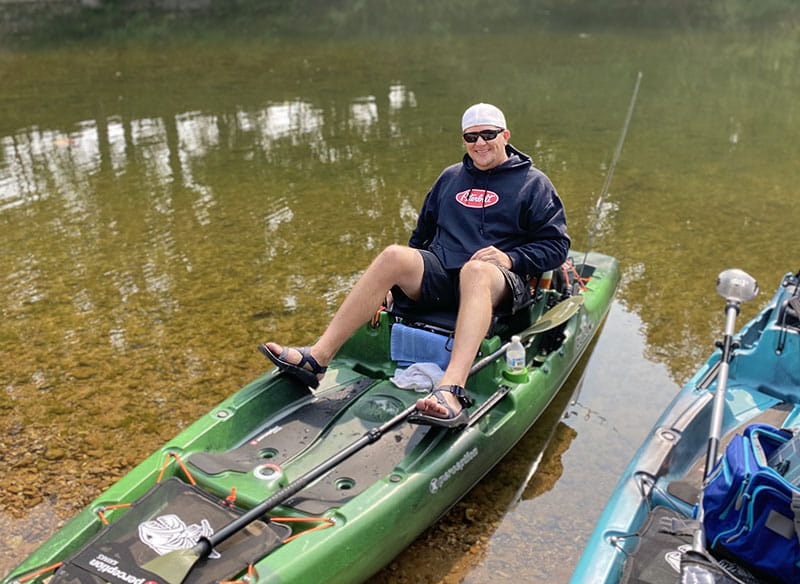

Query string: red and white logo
455 189 499 208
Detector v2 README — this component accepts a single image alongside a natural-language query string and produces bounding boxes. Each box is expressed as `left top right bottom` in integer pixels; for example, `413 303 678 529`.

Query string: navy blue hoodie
409 144 570 280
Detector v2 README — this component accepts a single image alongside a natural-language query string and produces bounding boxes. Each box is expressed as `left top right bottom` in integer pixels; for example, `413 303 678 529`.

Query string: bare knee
369 245 423 288
459 259 498 284
459 260 508 303
377 244 409 262
372 244 415 271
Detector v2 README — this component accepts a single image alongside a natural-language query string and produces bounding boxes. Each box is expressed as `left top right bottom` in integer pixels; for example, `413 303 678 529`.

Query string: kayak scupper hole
335 477 356 491
259 448 279 459
254 463 283 481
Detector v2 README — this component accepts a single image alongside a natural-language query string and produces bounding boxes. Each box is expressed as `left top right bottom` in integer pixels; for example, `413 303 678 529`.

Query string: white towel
389 362 445 392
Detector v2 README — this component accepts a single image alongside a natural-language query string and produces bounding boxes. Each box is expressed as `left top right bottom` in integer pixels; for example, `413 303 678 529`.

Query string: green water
1 21 799 582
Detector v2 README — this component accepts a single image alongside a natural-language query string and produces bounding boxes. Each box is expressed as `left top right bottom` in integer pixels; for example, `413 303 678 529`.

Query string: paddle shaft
703 302 739 479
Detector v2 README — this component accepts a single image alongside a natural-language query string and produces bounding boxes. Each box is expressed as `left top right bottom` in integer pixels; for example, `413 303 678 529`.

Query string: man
260 103 570 427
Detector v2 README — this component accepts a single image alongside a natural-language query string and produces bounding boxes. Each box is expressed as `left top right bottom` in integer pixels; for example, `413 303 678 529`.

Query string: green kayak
4 250 619 584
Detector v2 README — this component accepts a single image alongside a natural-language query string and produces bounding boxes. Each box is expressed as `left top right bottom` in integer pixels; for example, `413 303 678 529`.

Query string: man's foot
408 385 471 428
258 343 327 389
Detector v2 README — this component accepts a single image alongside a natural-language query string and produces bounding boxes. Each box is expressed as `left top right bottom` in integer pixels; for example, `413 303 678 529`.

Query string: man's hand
470 246 512 270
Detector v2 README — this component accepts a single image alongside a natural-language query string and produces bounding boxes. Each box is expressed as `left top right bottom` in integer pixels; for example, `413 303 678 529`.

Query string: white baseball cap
461 103 507 131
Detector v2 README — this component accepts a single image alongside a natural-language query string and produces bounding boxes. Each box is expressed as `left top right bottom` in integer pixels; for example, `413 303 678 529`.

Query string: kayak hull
5 251 619 584
571 271 800 584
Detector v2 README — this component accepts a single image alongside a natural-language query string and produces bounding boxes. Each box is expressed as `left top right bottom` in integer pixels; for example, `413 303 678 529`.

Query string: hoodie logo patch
455 189 499 208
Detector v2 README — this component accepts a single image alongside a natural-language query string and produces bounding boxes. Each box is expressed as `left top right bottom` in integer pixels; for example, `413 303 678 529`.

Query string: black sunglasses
462 128 505 143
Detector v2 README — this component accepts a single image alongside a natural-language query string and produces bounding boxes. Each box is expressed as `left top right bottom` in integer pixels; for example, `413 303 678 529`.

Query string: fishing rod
581 71 642 278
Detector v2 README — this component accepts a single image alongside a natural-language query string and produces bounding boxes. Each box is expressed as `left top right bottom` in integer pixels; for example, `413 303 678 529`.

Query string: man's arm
408 189 437 250
506 178 571 278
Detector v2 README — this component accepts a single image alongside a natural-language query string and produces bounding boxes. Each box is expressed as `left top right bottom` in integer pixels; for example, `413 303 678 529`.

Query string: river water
1 18 799 583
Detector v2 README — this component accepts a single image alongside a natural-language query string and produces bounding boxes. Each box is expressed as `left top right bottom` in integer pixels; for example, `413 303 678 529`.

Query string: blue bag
703 423 800 584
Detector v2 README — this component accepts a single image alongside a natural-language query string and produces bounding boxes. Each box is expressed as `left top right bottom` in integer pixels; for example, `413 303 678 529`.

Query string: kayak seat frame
385 297 535 342
383 268 570 341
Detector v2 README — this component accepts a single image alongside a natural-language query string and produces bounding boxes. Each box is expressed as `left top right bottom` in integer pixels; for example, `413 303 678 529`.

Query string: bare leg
415 260 510 418
263 245 424 377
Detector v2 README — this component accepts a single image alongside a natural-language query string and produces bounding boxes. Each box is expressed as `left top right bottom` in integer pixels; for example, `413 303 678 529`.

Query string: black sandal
408 385 472 428
258 344 327 389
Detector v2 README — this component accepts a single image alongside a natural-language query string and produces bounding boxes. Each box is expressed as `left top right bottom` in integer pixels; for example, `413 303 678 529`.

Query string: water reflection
107 117 127 176
0 85 417 218
0 82 420 342
350 96 378 129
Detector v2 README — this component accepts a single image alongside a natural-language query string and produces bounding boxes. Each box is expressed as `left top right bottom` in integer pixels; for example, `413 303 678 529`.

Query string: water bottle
506 335 526 373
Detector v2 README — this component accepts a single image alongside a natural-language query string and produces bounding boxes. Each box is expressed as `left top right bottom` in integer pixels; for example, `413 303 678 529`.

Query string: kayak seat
384 263 575 340
384 298 534 371
779 294 800 331
386 288 535 341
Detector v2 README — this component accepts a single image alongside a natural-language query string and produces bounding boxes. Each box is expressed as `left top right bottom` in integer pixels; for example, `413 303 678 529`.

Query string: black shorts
392 249 531 314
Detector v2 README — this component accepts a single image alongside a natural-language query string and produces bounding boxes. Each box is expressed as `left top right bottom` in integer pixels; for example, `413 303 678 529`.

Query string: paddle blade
521 295 584 339
141 547 204 584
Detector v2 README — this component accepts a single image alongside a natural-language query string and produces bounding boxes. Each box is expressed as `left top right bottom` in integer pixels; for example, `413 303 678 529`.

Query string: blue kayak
571 270 800 583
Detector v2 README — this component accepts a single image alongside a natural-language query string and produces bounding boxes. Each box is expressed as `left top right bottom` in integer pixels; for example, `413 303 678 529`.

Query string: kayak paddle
470 294 584 372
